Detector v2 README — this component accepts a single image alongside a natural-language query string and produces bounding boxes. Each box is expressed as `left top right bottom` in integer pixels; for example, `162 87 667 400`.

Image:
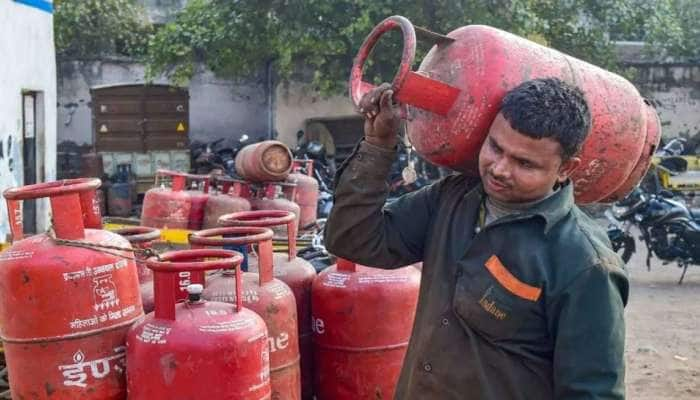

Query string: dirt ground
624 236 700 399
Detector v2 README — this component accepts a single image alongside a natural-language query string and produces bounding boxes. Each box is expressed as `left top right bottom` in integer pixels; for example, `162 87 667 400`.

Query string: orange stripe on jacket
484 255 542 302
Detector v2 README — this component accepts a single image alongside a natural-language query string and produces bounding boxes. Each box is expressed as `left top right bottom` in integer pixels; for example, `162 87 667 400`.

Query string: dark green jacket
324 141 629 400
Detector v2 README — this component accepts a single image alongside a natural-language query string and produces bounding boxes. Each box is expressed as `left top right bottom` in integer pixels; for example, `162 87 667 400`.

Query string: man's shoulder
548 206 626 278
430 173 480 198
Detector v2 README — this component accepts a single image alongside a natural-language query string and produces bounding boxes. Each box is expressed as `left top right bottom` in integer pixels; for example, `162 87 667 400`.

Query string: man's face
478 113 580 203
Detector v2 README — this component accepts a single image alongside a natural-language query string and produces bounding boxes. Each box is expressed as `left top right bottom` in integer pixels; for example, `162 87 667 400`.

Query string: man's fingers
380 90 394 110
358 83 392 114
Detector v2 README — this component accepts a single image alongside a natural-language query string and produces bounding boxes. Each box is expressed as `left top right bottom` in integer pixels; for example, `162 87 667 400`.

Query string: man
324 78 628 399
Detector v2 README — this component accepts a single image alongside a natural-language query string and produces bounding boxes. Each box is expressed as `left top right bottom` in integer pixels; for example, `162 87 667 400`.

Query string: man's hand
359 83 401 149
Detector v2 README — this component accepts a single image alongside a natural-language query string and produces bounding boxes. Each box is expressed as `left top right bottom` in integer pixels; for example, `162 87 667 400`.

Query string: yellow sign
99 124 108 133
177 122 186 132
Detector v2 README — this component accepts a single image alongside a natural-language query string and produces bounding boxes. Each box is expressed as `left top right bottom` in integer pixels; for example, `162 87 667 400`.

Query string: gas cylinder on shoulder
312 258 420 400
0 178 143 399
126 248 271 399
190 226 301 400
220 210 317 400
202 176 252 229
251 182 300 238
112 226 161 313
350 16 661 202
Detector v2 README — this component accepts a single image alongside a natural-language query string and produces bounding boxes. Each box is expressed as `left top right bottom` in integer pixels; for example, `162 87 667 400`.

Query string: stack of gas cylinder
140 140 321 235
0 177 420 400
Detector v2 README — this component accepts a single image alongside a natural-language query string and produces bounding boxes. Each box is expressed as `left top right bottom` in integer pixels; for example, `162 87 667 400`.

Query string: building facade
0 0 57 240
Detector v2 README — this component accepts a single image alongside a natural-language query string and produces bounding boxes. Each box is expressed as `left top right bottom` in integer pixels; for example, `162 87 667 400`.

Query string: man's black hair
501 77 591 160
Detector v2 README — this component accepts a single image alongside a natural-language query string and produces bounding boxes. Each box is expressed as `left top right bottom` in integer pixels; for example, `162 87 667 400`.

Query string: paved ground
624 237 700 399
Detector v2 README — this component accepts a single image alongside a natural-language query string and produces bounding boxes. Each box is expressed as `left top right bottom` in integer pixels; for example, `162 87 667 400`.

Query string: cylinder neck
337 258 357 272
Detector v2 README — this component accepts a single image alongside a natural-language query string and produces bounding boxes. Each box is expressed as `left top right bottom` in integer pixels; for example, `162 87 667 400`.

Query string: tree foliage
54 0 153 58
146 0 671 94
641 0 700 61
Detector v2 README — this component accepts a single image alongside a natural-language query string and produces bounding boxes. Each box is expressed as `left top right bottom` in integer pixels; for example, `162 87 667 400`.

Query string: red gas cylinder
602 101 662 202
185 173 211 230
203 176 252 229
350 16 660 203
190 227 302 400
112 226 161 313
251 183 301 238
141 169 192 229
0 178 143 399
312 258 420 400
285 160 319 230
220 210 317 400
236 140 294 182
126 249 271 399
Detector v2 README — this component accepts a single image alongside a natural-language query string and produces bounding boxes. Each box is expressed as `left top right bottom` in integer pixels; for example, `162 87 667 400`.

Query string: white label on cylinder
323 272 350 288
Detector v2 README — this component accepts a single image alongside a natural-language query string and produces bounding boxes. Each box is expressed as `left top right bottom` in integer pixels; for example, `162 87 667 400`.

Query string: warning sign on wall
99 124 108 133
176 122 186 132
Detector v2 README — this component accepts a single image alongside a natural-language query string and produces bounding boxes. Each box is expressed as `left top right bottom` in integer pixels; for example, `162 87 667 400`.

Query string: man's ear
557 157 581 183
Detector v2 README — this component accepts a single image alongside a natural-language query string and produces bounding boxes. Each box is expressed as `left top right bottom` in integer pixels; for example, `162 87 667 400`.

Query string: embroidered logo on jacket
478 286 507 320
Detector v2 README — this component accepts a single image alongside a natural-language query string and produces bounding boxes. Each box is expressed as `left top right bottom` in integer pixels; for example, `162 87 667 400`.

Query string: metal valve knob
187 284 204 302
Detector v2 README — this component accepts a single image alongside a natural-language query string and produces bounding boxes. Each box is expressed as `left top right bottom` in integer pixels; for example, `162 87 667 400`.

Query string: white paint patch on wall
0 1 57 240
275 81 356 147
647 87 700 138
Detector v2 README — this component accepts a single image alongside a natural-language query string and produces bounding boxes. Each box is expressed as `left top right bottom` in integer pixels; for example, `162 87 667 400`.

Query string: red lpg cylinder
251 183 301 238
220 210 317 400
185 173 211 230
602 101 662 202
312 259 420 400
285 160 319 230
141 169 192 229
350 16 660 203
190 227 302 400
112 226 161 313
126 249 271 399
0 178 143 400
203 176 252 229
236 140 294 182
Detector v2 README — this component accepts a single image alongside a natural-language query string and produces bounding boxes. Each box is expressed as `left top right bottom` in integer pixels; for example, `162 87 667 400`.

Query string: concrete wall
0 0 57 240
625 63 700 139
57 60 269 146
274 81 357 146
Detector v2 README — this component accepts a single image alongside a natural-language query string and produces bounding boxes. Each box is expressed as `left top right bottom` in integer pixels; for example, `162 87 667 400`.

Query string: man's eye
490 140 502 153
519 160 533 168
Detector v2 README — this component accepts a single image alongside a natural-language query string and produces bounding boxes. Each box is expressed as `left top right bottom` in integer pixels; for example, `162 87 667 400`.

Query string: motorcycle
606 187 700 283
191 134 253 176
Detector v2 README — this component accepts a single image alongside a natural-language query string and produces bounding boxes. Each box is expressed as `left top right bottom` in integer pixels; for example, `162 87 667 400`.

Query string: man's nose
490 157 510 179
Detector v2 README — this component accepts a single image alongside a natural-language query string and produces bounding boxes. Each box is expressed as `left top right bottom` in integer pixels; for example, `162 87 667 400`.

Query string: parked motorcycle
191 134 254 176
606 187 700 283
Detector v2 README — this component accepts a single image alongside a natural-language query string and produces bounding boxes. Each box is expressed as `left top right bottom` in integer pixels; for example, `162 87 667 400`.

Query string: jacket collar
475 180 575 235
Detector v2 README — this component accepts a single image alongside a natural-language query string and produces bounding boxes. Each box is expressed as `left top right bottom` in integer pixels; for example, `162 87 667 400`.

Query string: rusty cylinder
235 140 294 182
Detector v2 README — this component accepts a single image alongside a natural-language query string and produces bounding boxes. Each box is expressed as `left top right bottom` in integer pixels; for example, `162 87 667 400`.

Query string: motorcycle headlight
634 214 644 222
